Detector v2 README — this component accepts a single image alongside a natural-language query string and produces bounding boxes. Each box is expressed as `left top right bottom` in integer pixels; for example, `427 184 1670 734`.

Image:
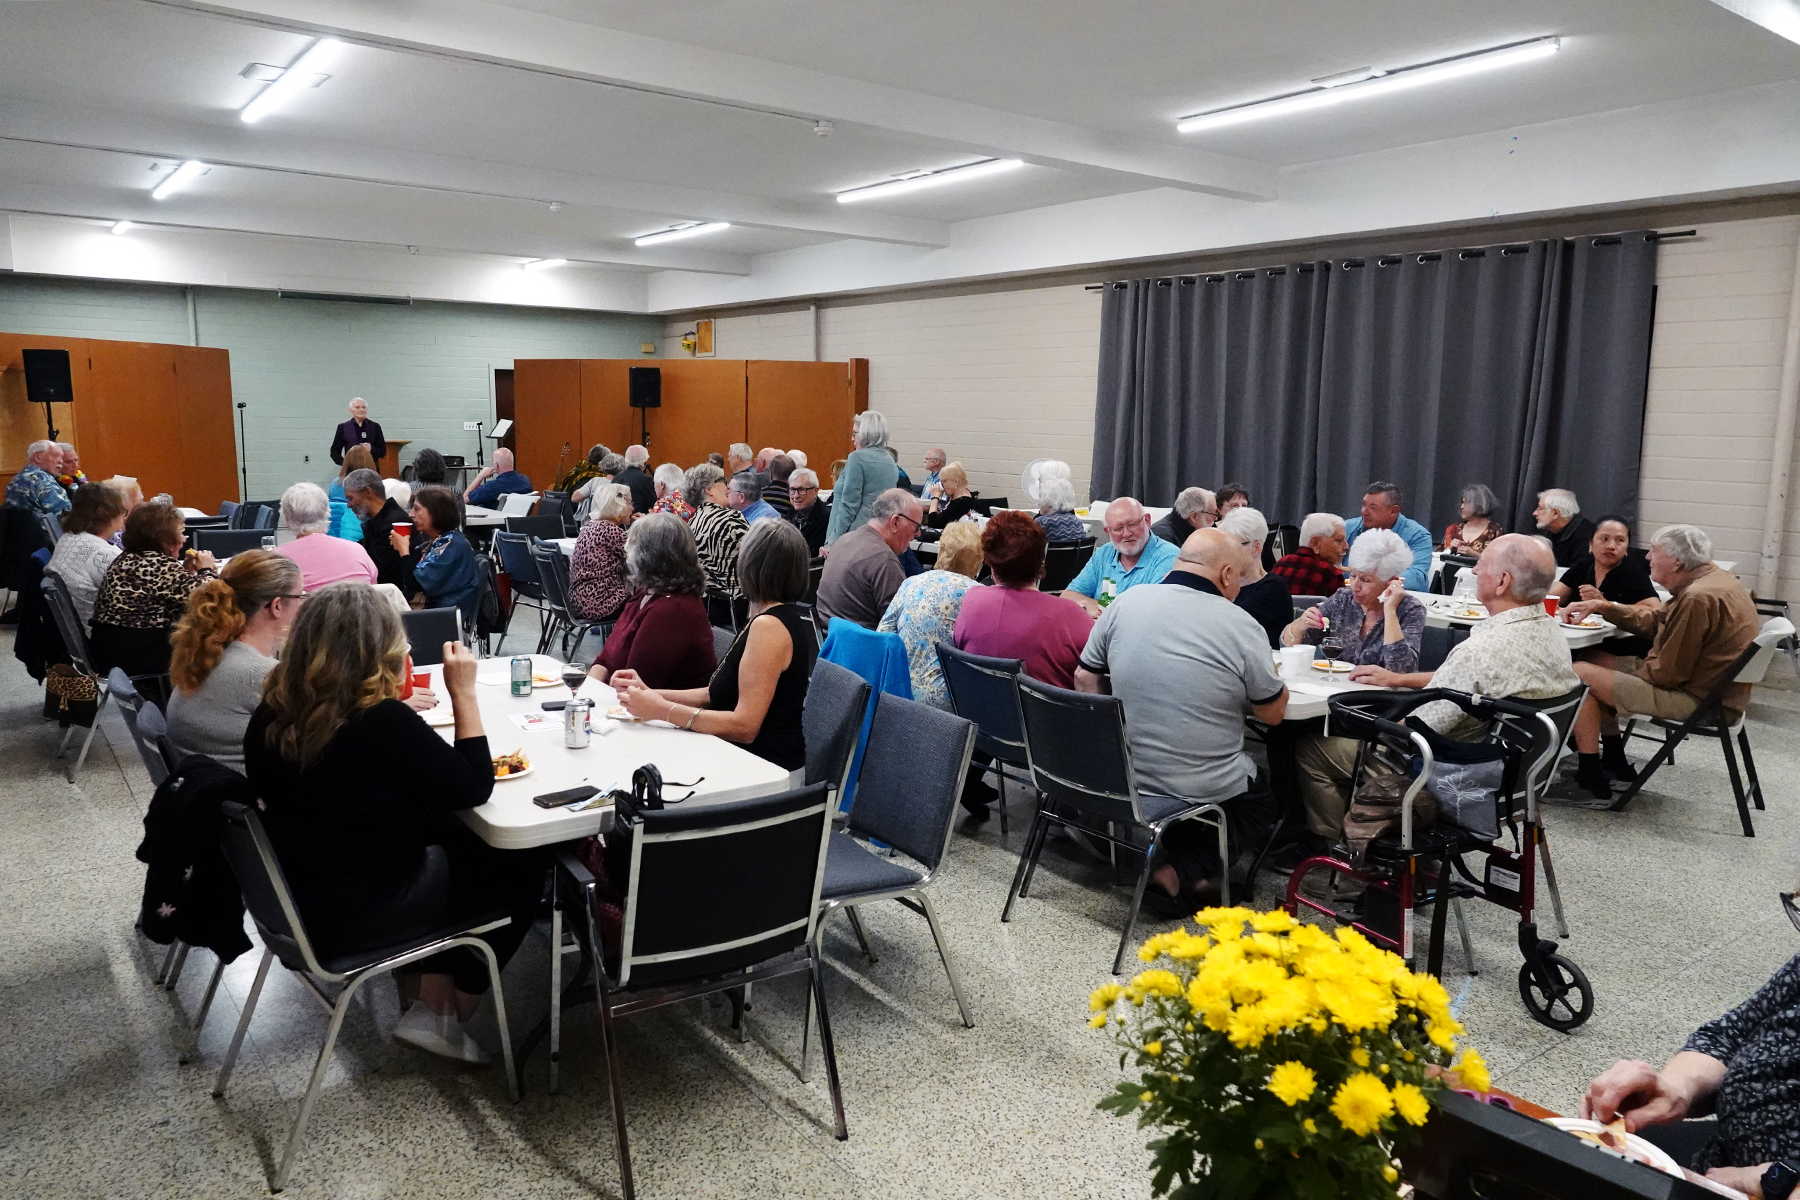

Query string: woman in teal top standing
825 410 900 546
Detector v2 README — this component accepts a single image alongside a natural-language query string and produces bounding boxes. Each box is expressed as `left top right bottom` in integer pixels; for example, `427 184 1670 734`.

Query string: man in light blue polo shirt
1063 497 1179 617
1341 480 1432 592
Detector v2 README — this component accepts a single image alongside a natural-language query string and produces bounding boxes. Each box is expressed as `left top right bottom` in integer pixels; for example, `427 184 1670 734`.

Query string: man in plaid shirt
1270 511 1349 597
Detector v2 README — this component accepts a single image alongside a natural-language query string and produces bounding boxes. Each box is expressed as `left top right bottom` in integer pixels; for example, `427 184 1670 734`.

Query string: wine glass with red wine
561 661 588 697
1321 637 1344 665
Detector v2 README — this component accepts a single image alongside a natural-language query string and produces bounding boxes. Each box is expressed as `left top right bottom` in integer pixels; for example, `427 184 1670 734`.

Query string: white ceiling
1 0 1797 310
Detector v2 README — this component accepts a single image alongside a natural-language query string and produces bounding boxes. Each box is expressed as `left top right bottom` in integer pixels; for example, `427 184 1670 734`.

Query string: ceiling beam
1703 0 1800 46
151 0 1279 201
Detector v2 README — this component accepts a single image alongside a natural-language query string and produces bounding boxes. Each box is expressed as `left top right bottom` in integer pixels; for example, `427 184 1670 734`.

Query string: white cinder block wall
0 276 662 498
671 215 1800 598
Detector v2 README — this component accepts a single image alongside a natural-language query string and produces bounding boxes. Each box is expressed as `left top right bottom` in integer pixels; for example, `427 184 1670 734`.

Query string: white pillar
1756 225 1800 597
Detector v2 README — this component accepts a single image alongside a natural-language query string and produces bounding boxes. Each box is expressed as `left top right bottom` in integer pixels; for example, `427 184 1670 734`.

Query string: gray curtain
1091 232 1658 535
1091 265 1329 521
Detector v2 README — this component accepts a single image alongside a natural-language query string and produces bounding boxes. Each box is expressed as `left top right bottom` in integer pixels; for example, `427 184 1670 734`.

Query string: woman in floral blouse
1443 483 1505 556
568 483 633 623
876 523 984 709
647 462 695 522
90 501 218 700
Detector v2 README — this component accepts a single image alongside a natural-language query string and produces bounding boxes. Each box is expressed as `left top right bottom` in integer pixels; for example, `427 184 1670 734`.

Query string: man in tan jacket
1562 523 1758 799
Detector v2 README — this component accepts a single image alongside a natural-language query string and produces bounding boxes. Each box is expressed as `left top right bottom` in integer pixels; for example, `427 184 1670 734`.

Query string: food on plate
1576 615 1606 629
532 672 559 685
1452 607 1486 619
606 704 636 721
1311 660 1354 673
1544 1118 1683 1179
492 749 530 777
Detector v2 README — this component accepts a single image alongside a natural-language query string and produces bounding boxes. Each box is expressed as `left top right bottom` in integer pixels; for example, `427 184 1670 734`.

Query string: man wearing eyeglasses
814 488 922 633
784 467 830 555
1065 497 1181 619
1152 487 1220 547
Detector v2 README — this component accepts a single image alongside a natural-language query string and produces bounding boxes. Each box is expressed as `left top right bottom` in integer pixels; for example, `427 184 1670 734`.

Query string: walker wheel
1518 953 1593 1032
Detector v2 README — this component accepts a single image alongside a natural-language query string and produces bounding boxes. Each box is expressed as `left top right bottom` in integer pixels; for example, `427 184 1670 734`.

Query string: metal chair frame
935 644 1037 835
529 539 585 657
212 801 517 1193
1005 676 1234 975
492 532 548 653
40 569 163 782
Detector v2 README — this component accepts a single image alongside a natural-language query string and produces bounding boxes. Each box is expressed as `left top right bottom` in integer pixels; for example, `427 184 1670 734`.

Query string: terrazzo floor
3 616 1799 1198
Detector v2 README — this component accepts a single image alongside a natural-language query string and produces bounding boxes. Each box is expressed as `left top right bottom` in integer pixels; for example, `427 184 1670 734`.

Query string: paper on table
509 712 558 733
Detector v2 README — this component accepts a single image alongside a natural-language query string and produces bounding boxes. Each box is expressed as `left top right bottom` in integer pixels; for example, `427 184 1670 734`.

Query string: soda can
564 698 592 748
510 655 532 696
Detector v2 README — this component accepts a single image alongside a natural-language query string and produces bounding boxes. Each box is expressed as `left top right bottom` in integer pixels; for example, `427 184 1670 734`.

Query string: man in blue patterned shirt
4 440 72 517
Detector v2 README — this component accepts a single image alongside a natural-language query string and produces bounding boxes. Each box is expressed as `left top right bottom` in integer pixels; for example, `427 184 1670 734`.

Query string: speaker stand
40 401 58 444
235 402 249 502
639 407 650 450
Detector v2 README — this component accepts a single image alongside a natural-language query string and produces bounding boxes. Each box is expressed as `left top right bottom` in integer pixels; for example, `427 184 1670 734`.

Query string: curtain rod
1083 228 1698 290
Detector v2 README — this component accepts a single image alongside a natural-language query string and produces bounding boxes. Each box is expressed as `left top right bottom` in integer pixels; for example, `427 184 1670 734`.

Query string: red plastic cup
412 672 431 694
393 521 413 538
1543 595 1559 617
400 652 415 699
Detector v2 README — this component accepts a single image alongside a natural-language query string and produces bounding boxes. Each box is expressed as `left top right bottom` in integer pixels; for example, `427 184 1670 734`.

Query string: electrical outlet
464 421 480 431
304 454 310 462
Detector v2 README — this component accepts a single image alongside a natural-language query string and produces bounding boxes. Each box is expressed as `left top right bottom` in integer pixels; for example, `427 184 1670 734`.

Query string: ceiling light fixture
521 258 567 270
835 157 1024 204
241 37 342 124
111 221 133 235
634 222 731 247
150 160 209 200
1176 37 1560 134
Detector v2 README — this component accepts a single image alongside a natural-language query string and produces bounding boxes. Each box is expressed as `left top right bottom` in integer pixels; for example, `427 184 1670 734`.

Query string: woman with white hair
824 409 900 546
276 481 378 591
1033 460 1087 541
1217 507 1294 647
568 482 633 623
648 462 694 522
1279 525 1426 672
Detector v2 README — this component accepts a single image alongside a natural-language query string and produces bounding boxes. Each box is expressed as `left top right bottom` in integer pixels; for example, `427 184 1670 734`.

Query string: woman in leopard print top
89 503 217 699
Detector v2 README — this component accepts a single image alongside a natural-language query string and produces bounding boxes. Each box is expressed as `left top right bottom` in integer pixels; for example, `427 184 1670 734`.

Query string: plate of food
418 705 455 727
531 672 563 689
1542 1118 1684 1179
1449 606 1488 620
492 749 532 780
1573 615 1607 629
1311 660 1355 673
604 704 645 723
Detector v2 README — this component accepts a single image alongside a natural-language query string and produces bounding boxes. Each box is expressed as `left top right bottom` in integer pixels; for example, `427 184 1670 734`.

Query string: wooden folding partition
514 357 868 490
0 333 238 513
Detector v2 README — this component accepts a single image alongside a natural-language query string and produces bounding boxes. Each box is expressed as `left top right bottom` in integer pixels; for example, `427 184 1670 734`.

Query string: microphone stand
235 402 249 501
475 421 485 468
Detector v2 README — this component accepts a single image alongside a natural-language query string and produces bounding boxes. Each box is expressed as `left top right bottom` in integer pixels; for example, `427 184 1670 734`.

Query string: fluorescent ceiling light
241 38 342 124
151 160 208 200
521 258 567 270
836 158 1024 204
111 221 133 235
1177 37 1560 134
634 222 731 247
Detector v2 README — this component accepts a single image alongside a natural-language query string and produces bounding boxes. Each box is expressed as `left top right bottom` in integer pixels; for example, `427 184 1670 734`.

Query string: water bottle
1098 577 1117 608
510 655 532 697
260 535 276 551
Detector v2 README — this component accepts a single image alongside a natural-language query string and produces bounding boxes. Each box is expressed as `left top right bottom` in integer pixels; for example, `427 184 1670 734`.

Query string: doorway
494 368 516 452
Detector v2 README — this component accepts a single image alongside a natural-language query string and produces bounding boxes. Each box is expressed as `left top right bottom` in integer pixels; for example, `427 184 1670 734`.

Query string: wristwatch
1763 1161 1799 1200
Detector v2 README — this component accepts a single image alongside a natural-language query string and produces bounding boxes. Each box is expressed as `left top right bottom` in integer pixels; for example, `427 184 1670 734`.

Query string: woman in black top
1549 515 1661 660
613 520 816 771
1217 506 1292 647
243 582 540 1066
924 461 977 530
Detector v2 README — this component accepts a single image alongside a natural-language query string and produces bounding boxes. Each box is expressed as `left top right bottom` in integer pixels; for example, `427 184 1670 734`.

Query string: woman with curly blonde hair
165 550 303 773
243 583 541 1065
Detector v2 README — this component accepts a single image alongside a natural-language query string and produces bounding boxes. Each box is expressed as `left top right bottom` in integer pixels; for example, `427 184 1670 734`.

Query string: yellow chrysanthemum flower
1129 969 1183 999
1391 1082 1430 1126
1330 1072 1395 1136
1139 1091 1154 1103
1249 909 1296 933
1383 1165 1399 1184
1143 1041 1163 1057
1351 1047 1370 1067
1303 1118 1318 1134
1454 1049 1491 1094
1267 1061 1317 1106
1089 982 1124 1011
1087 1013 1107 1028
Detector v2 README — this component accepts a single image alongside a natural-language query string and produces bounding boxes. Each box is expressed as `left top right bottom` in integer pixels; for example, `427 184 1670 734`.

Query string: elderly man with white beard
1062 496 1180 619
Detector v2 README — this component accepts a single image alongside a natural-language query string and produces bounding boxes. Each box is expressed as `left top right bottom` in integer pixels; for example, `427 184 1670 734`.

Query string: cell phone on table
533 785 600 809
540 699 567 711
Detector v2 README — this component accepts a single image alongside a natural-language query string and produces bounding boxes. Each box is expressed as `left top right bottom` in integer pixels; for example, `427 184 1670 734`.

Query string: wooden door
578 360 640 463
746 360 856 479
641 360 747 474
172 346 238 513
86 343 184 502
512 359 582 492
494 368 516 452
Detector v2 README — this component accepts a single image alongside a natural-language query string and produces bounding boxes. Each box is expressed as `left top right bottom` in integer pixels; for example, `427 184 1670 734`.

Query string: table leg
1246 715 1324 889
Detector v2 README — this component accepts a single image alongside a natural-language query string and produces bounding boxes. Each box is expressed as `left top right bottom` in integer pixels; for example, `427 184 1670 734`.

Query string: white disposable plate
493 763 534 782
1311 660 1354 673
418 706 455 727
1542 1118 1684 1178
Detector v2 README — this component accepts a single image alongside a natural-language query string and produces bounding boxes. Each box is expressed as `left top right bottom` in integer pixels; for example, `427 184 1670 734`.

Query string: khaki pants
1611 671 1701 722
1295 733 1362 840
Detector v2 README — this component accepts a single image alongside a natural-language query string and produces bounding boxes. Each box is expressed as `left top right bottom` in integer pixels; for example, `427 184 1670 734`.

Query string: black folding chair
212 800 518 1192
41 569 164 782
108 668 171 786
1612 616 1793 836
1040 538 1096 594
192 527 268 558
546 784 844 1200
493 532 547 652
935 643 1034 835
400 607 464 666
504 515 564 540
529 540 582 657
805 558 824 604
1418 624 1469 673
805 694 978 1076
254 505 279 531
706 588 748 631
803 659 873 807
1007 675 1237 975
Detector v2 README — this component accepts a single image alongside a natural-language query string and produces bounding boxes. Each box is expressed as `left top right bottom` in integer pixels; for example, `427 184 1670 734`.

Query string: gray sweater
166 641 275 774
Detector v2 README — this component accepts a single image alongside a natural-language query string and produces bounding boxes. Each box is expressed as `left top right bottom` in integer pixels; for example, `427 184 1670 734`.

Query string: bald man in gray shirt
1077 528 1287 911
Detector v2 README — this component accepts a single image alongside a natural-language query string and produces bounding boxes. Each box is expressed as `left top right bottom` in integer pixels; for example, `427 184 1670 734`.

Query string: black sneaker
1600 754 1639 784
1546 767 1616 806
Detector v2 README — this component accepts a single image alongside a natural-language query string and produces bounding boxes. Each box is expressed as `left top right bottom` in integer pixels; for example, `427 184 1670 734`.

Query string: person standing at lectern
329 397 387 466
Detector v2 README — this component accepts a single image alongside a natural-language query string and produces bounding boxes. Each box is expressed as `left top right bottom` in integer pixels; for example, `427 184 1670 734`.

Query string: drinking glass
561 661 588 697
1321 637 1344 664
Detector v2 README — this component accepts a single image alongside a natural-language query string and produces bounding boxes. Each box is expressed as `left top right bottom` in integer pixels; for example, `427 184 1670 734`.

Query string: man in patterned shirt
55 443 88 494
1270 512 1349 598
4 440 72 517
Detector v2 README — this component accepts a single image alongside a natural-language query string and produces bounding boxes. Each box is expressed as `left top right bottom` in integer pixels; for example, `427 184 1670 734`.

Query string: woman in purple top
1276 527 1425 673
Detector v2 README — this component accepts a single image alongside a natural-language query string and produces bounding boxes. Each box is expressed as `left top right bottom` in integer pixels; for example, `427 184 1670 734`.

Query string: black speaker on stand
628 366 661 448
22 348 73 441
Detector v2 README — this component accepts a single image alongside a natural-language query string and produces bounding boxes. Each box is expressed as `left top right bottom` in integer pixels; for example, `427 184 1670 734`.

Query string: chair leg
593 975 636 1200
1739 728 1765 811
807 946 849 1141
1002 809 1049 921
549 885 563 1095
467 938 520 1102
1212 812 1232 908
193 955 227 1035
801 925 823 1083
213 946 273 1098
1538 834 1571 940
1719 728 1755 838
996 768 1008 836
1451 897 1477 977
1609 727 1686 811
70 702 106 783
272 970 376 1192
165 942 191 991
156 940 181 985
916 892 975 1029
1018 810 1056 900
57 721 79 758
844 906 877 964
1113 834 1160 976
